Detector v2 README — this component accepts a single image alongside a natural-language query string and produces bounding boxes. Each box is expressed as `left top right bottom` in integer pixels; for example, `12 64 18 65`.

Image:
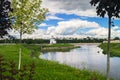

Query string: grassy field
0 44 110 80
99 43 120 57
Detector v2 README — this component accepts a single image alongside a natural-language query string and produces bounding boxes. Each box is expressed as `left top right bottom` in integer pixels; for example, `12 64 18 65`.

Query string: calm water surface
40 44 120 80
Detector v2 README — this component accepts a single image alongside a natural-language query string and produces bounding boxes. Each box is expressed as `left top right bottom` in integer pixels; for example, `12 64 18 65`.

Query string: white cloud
38 23 49 27
111 29 120 38
6 0 120 39
46 14 64 20
112 26 119 30
9 27 120 39
42 0 97 17
46 26 56 35
10 19 100 39
86 27 120 38
86 27 108 38
22 29 46 39
8 29 20 38
47 19 100 35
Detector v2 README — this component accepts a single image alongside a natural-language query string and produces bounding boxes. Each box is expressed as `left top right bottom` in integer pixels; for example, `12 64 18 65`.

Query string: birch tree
11 0 48 69
11 0 48 41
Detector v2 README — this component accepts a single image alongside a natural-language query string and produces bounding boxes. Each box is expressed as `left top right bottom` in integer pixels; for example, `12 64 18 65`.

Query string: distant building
50 38 56 44
103 40 120 43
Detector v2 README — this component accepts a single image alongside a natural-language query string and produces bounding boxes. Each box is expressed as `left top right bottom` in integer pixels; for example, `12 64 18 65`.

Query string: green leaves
90 0 120 18
0 0 12 37
11 0 48 34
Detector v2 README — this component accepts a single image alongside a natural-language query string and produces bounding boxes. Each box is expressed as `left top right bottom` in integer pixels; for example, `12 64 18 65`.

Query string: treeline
56 38 105 43
0 38 106 44
0 39 49 44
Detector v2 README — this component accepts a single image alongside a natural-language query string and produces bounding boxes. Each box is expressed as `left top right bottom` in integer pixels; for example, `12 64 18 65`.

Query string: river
40 44 120 80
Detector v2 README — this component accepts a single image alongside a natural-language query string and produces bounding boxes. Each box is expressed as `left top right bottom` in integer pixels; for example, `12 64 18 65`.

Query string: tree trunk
18 48 21 70
18 26 22 70
20 26 22 43
107 16 111 80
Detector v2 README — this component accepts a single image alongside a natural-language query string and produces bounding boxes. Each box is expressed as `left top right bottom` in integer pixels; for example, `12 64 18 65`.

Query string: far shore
32 43 101 46
70 43 101 46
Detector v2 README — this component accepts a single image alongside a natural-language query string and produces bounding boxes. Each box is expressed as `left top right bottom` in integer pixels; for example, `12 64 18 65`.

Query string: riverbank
99 43 120 57
70 43 101 47
23 43 80 52
0 44 109 80
41 43 80 52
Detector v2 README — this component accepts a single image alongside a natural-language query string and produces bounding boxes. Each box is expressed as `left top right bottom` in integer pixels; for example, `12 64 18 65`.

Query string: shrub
0 55 35 80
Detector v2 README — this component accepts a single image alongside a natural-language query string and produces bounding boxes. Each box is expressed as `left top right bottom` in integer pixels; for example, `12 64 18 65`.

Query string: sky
10 0 120 39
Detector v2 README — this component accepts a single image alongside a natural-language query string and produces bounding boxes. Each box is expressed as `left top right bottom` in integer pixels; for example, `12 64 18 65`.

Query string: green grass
46 43 73 47
23 43 79 52
0 44 110 80
99 43 120 57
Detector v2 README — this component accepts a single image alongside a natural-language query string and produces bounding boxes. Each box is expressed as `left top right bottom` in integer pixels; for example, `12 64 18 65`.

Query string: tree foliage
0 0 12 37
0 38 105 44
90 0 120 18
11 0 48 35
113 37 119 40
10 0 48 70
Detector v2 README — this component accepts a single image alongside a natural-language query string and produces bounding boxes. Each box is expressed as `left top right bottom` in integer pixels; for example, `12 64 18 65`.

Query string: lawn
0 44 109 80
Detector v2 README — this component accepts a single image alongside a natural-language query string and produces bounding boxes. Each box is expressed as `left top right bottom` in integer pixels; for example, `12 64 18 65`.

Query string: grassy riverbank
0 44 110 80
24 43 79 52
99 43 120 57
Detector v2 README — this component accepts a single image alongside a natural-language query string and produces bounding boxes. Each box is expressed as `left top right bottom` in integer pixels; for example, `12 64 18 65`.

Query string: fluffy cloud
10 28 120 39
86 27 120 38
8 29 20 38
42 0 96 17
38 23 49 27
112 26 119 30
46 14 64 20
6 0 120 39
86 27 108 38
47 19 100 35
22 29 46 39
9 19 101 39
46 26 56 35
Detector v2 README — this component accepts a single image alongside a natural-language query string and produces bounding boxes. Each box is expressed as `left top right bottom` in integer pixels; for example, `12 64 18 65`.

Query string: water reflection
40 44 120 80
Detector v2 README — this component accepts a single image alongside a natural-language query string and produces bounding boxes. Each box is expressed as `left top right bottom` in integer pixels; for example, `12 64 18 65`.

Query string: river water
40 44 120 80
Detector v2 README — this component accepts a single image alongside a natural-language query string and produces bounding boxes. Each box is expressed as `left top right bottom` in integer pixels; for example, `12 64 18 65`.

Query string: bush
0 55 35 80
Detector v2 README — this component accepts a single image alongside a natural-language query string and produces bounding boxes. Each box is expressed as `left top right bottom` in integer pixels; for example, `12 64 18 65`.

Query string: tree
113 37 119 40
90 0 120 80
10 0 48 70
11 0 48 41
0 0 13 38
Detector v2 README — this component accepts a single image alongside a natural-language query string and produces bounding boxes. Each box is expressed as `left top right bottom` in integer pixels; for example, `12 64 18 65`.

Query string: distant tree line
0 38 106 44
113 37 120 40
1 36 120 44
56 38 106 43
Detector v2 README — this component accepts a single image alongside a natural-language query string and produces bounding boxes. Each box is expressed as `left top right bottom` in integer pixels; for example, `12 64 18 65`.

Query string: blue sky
20 0 120 39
